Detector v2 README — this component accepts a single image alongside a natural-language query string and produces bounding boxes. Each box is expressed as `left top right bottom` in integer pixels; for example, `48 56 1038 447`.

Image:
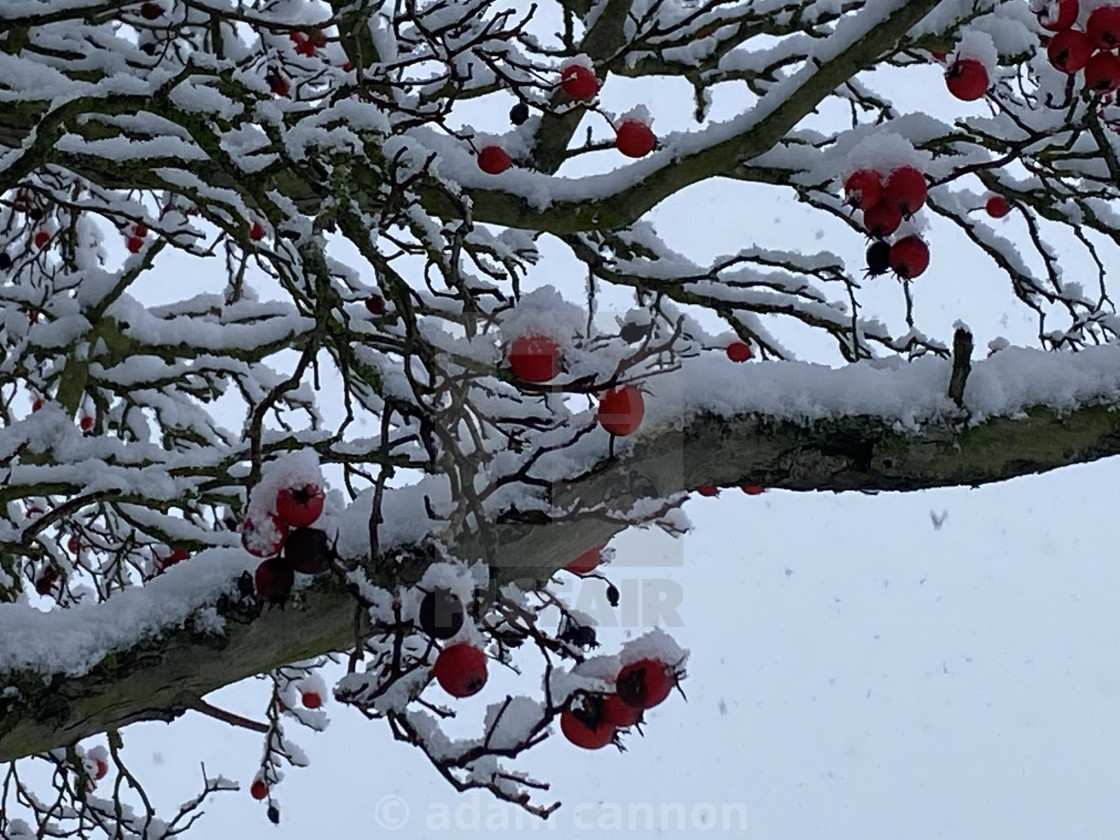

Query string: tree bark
5 389 1120 762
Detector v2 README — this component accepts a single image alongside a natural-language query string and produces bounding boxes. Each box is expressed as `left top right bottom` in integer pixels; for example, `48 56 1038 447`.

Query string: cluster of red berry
844 166 930 280
476 62 657 175
1042 0 1120 89
553 546 683 749
240 483 329 603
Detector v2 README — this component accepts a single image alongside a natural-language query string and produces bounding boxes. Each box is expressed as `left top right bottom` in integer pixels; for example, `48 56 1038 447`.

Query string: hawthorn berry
560 64 598 100
34 567 59 596
616 658 677 710
1088 5 1120 49
140 2 162 20
126 236 144 253
133 223 148 238
741 484 765 495
276 483 325 528
1084 51 1120 91
865 240 891 276
597 385 644 436
0 252 11 271
290 32 317 57
888 235 930 280
266 70 290 97
249 219 266 241
433 642 488 698
163 547 190 568
477 145 511 175
560 707 616 750
508 334 561 382
883 166 927 217
601 693 643 728
509 102 530 125
240 513 289 558
27 206 43 222
1047 28 1092 74
301 691 322 709
254 557 295 605
1034 0 1079 31
67 536 80 554
843 169 882 211
696 485 719 497
33 230 50 249
419 587 466 639
985 195 1011 218
565 545 603 576
726 340 752 362
863 202 902 238
30 397 43 412
79 414 93 431
250 780 268 801
365 294 386 316
945 58 990 101
93 759 109 781
615 120 656 158
283 526 333 574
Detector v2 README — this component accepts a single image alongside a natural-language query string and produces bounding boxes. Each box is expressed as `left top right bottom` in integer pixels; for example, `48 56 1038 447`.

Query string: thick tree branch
5 363 1120 762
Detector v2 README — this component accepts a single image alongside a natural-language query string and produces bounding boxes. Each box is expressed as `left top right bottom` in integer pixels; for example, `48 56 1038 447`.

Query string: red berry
1084 50 1120 91
616 658 676 710
34 567 58 596
945 58 990 101
696 485 719 497
67 536 79 553
140 2 162 20
133 223 148 238
862 202 902 238
254 557 295 605
33 230 50 249
31 397 43 412
508 334 561 382
275 484 325 528
601 694 643 727
560 708 616 750
1035 0 1079 31
365 294 385 316
433 643 488 698
565 545 602 576
93 759 108 780
249 220 265 240
597 385 644 436
985 195 1011 218
477 145 511 175
1047 28 1093 73
725 341 752 362
888 235 930 280
126 236 144 253
301 691 322 709
560 64 598 100
843 169 882 211
1087 5 1120 49
615 120 656 158
79 415 93 431
250 779 268 800
165 547 190 567
741 484 765 495
241 513 288 558
266 70 290 97
882 166 928 217
291 32 317 56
